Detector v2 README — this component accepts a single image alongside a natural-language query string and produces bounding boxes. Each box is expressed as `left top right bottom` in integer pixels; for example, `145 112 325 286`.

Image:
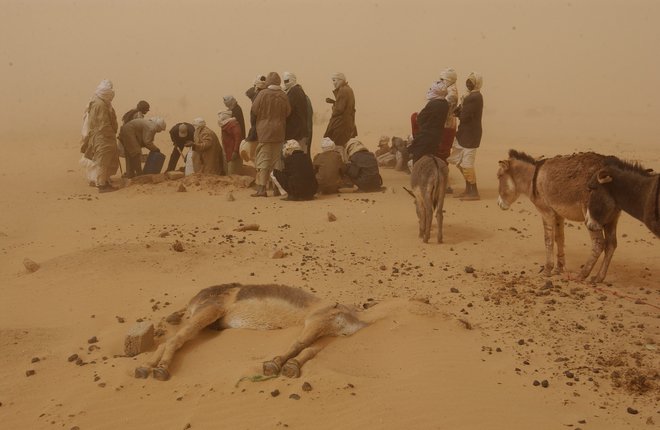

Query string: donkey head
585 167 617 231
496 159 519 210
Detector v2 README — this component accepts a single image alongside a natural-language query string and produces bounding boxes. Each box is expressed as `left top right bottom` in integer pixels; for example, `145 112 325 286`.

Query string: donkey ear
498 160 510 170
596 169 613 184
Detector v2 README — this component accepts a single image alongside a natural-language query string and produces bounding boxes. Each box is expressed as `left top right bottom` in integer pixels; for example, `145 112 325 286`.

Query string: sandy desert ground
1 1 659 429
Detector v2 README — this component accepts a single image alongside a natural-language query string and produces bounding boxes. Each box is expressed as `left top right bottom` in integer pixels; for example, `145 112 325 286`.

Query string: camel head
496 159 519 210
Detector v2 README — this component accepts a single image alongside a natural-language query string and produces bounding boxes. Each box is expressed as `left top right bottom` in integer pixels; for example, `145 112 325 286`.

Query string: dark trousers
125 154 142 178
166 144 185 172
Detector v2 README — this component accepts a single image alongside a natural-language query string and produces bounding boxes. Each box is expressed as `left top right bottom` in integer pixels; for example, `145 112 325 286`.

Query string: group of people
80 68 481 200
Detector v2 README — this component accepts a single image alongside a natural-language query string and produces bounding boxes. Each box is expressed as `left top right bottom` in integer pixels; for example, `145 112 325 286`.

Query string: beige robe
84 97 119 185
192 126 226 175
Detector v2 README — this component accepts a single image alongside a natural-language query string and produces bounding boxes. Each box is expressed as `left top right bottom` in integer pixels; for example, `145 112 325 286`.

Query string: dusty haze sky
1 0 659 154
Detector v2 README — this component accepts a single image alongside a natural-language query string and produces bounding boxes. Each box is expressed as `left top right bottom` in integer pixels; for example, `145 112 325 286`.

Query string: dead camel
585 160 659 237
497 150 620 283
404 155 449 243
135 283 368 381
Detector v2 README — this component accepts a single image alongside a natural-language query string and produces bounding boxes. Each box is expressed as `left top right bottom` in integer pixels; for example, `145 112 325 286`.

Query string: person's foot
272 187 282 197
250 186 267 197
97 184 117 193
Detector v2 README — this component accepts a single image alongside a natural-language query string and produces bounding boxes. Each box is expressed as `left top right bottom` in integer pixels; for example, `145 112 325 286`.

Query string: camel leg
577 228 605 281
263 305 366 378
281 343 325 378
591 212 620 283
136 305 223 381
552 216 566 275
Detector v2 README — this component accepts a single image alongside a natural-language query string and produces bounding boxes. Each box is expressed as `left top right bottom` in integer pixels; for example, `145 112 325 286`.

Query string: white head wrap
151 117 166 132
346 138 367 158
254 74 267 89
193 117 206 128
467 72 483 91
223 95 237 109
282 71 297 91
95 79 115 103
217 110 233 126
331 72 346 89
439 68 457 85
283 139 301 157
426 80 448 101
321 137 336 152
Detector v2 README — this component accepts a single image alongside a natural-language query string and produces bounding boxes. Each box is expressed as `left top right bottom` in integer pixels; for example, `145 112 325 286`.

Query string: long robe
324 83 357 147
85 97 119 185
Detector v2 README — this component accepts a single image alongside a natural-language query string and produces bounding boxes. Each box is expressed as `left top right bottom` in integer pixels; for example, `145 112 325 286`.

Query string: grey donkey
404 155 449 243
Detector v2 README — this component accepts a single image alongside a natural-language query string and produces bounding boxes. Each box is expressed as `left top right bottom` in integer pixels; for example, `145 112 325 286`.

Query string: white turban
94 79 115 103
193 117 206 128
346 138 367 158
254 74 267 89
217 110 233 126
426 80 448 101
283 139 301 157
467 72 483 91
332 72 346 81
282 71 297 91
321 137 336 152
151 117 166 132
223 95 237 109
439 68 457 85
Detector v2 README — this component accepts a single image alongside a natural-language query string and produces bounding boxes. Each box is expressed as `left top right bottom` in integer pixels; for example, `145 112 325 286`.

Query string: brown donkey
135 283 368 381
585 160 659 237
497 150 620 283
404 155 449 243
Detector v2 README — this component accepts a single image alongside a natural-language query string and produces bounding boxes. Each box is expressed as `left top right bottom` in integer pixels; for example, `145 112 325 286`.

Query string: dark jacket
251 86 291 143
324 83 357 147
456 91 483 149
408 98 448 163
285 85 309 141
313 150 343 193
345 150 382 192
274 150 318 199
169 123 195 148
231 104 246 140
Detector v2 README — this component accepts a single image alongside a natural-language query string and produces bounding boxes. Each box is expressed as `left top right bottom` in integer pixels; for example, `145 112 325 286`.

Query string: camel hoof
134 367 150 379
153 367 171 381
282 359 301 378
262 357 282 376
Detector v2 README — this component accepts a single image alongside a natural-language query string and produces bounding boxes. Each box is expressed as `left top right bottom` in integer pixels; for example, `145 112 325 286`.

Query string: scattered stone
124 321 154 357
159 231 170 238
327 212 337 222
25 369 36 377
172 240 185 252
151 173 166 184
31 357 40 363
130 175 154 185
177 183 187 192
226 191 235 202
165 171 184 180
302 382 312 392
116 316 125 323
23 258 40 273
517 339 525 345
379 265 387 271
183 424 192 430
71 426 80 430
626 407 638 415
270 389 280 397
67 353 79 362
234 224 259 232
272 249 287 259
458 319 472 330
541 380 549 388
88 336 99 344
289 393 300 400
532 380 540 386
464 265 475 274
450 287 459 293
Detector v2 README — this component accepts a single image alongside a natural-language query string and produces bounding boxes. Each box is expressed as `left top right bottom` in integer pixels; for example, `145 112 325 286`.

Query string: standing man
324 72 357 161
217 110 243 175
250 72 291 197
118 117 166 178
436 68 459 162
222 95 246 140
121 100 150 125
447 72 484 200
81 79 120 193
282 72 311 158
166 122 194 172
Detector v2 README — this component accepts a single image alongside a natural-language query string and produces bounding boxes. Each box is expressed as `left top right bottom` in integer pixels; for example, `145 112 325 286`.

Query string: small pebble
23 258 40 273
327 212 337 222
270 389 280 397
541 380 549 388
532 380 540 386
172 240 185 252
31 357 40 363
289 393 300 400
25 370 36 377
302 382 312 392
87 336 98 344
464 266 475 274
450 287 459 293
626 407 638 415
67 354 79 362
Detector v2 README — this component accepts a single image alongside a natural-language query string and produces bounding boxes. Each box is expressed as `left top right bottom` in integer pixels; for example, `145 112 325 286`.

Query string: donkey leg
577 228 605 281
423 192 434 243
151 305 223 381
416 199 426 240
552 216 566 275
591 213 620 283
540 215 556 276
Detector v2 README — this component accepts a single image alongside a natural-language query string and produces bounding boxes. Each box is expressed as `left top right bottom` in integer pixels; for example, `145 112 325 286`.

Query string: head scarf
192 117 206 128
217 110 233 126
282 71 297 91
467 72 483 91
321 137 336 152
223 95 237 109
331 72 346 89
426 80 448 101
346 138 367 158
283 139 301 157
265 72 282 87
439 68 457 86
151 117 166 132
95 79 115 103
137 100 150 112
254 74 267 90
